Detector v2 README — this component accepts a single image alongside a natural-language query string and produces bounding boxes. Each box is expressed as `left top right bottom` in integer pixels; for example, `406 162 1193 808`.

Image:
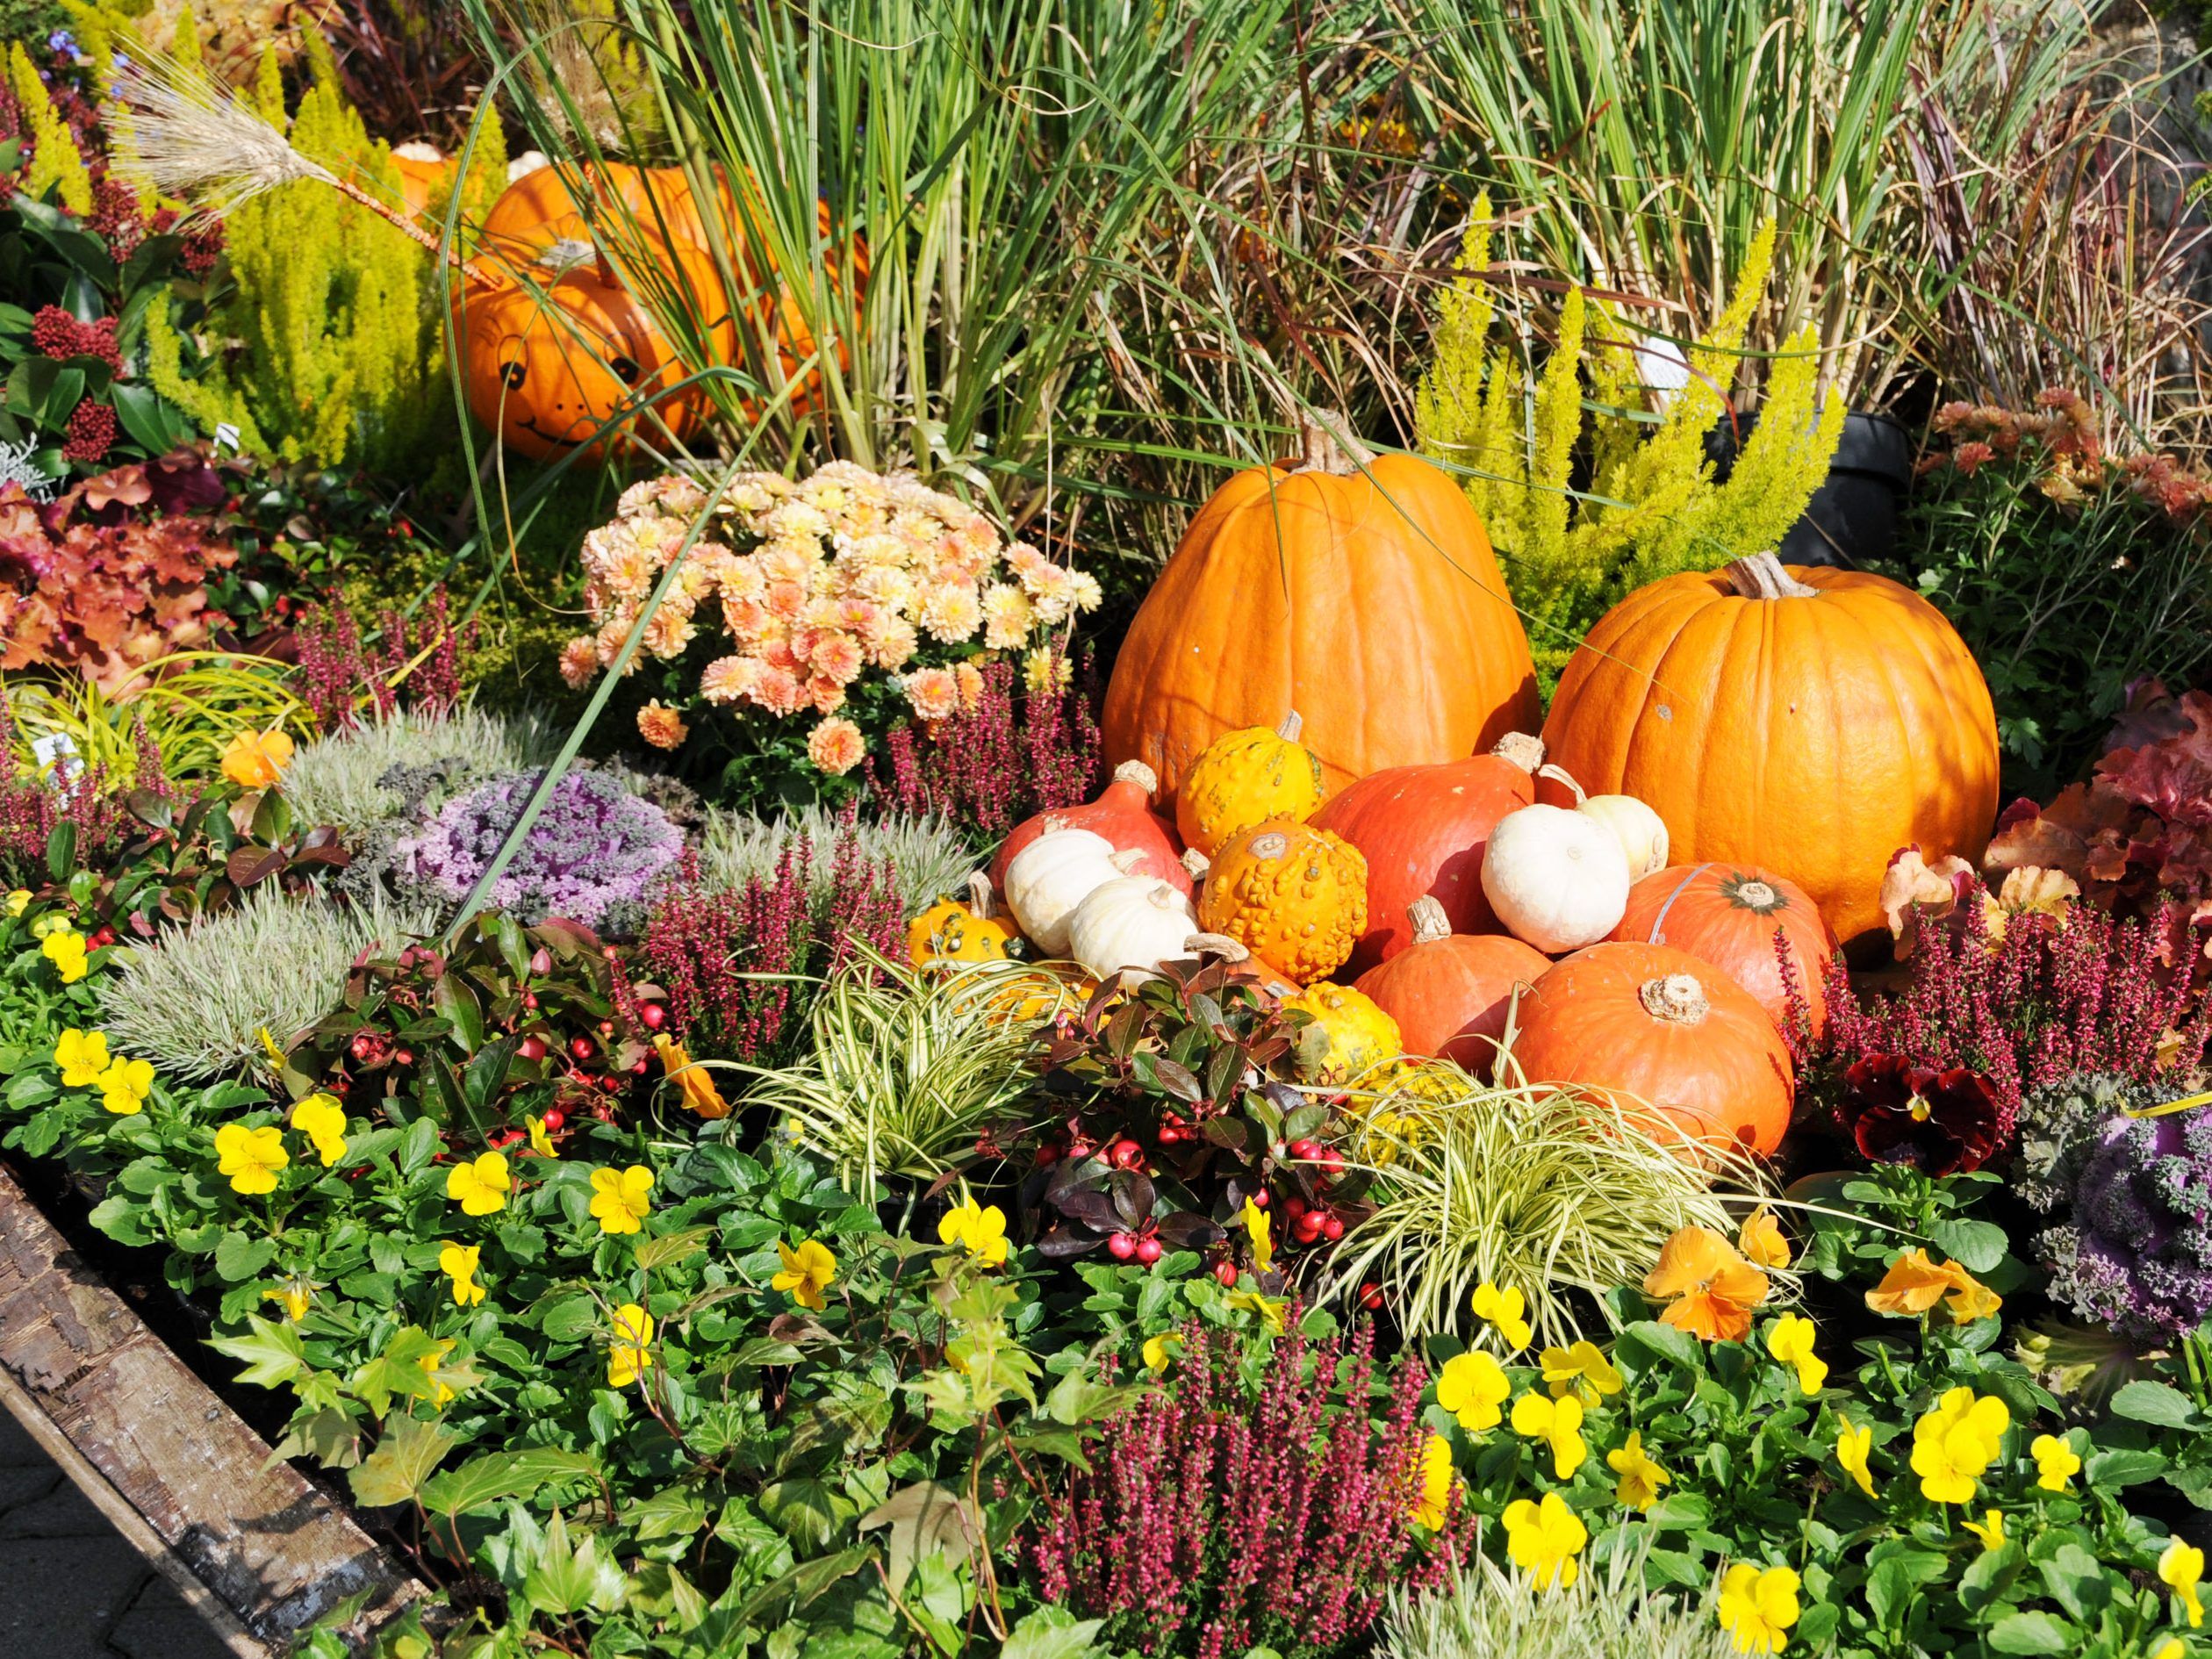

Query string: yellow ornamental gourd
1196 817 1368 983
1283 984 1402 1086
1176 712 1327 858
908 874 1019 967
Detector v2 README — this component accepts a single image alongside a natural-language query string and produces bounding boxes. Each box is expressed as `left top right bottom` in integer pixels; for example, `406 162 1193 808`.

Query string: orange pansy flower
1738 1206 1792 1269
1864 1248 2001 1325
1642 1225 1770 1342
653 1036 729 1120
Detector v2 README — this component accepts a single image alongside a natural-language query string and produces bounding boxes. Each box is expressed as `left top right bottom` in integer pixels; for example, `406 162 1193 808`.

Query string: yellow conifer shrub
7 42 93 216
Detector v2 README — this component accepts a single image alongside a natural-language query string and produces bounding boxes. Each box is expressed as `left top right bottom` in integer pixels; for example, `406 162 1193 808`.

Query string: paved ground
0 1408 231 1658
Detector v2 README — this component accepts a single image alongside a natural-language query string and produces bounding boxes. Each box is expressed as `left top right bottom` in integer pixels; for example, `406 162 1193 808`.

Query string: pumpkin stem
1277 710 1304 744
1112 759 1160 798
966 871 995 922
1407 895 1453 944
1188 932 1251 962
1637 973 1712 1026
1181 847 1211 884
1491 731 1546 772
1535 762 1587 805
1294 410 1371 476
1732 879 1781 913
1108 848 1147 875
1725 551 1821 601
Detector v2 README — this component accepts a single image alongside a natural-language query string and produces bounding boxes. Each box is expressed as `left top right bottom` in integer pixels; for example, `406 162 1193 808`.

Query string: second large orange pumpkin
1540 553 2000 948
1102 419 1540 808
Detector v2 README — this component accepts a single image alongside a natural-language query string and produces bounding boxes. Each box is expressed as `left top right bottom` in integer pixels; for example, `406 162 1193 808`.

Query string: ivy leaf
636 1226 715 1272
997 1609 1108 1659
348 1414 458 1509
420 1448 599 1519
858 1482 980 1591
205 1314 307 1389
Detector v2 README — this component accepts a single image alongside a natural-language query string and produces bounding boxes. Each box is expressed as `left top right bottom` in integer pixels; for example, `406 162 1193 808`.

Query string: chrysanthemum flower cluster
559 463 1103 773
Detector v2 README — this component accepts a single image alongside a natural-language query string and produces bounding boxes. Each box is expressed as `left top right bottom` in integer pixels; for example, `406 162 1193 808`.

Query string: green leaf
2110 1380 2198 1428
347 1414 458 1509
636 1225 715 1272
1958 1540 2022 1610
419 1448 598 1518
999 1608 1108 1659
205 1315 306 1389
1926 1217 2009 1272
2085 1447 2167 1488
1616 1320 1704 1375
858 1482 980 1591
2033 1542 2109 1623
86 1194 154 1247
1865 1549 1947 1628
1985 1610 2075 1654
213 1230 277 1282
432 972 485 1052
627 1485 710 1542
729 1545 873 1627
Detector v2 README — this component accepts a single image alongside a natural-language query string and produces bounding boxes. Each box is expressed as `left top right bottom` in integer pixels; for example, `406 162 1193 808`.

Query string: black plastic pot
1705 410 1914 569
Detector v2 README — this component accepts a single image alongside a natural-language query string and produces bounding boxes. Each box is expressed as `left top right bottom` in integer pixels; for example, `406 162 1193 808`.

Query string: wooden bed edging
0 1160 427 1655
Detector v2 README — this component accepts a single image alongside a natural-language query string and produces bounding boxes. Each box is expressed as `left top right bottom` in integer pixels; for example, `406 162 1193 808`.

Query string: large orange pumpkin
1610 862 1836 1038
454 219 730 461
1309 731 1543 972
1102 419 1540 809
1508 941 1793 1157
1540 553 1999 948
1354 896 1549 1073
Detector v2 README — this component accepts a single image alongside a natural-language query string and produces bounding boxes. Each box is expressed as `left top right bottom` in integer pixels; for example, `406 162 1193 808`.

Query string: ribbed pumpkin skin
1311 755 1535 970
1540 565 1999 947
1509 942 1794 1156
1354 931 1549 1072
1102 452 1541 808
1611 863 1836 1037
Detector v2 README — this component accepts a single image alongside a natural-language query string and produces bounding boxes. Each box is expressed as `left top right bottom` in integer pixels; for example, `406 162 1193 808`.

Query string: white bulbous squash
1480 803 1632 953
1067 875 1203 978
1578 794 1670 878
1004 829 1129 956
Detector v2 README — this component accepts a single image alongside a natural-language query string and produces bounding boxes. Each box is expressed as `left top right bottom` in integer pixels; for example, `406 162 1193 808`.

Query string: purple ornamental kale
396 768 684 930
2044 1107 2212 1345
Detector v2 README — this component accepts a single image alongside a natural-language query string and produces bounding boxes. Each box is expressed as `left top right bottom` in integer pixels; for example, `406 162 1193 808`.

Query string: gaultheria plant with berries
291 913 662 1150
1027 953 1365 1281
1024 1317 1463 1659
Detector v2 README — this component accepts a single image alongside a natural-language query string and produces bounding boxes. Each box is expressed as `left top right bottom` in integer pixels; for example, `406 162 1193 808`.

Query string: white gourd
1578 794 1670 878
1480 803 1631 952
1003 829 1127 956
1067 876 1200 977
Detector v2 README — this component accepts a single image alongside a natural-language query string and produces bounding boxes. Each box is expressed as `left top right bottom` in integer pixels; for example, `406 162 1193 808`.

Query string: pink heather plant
875 650 1101 837
1025 1318 1463 1659
294 587 471 732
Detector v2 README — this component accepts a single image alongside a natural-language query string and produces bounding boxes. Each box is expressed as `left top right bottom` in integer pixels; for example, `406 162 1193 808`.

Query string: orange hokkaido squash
1540 553 2000 948
1610 863 1836 1038
1507 941 1793 1157
1354 897 1549 1073
1102 417 1540 809
989 761 1189 899
1308 732 1542 972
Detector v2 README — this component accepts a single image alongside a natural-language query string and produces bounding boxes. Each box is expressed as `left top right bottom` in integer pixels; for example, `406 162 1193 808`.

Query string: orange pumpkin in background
1508 941 1793 1158
1102 418 1541 809
389 142 455 219
1540 552 2000 948
1610 863 1837 1038
454 218 731 461
1354 897 1549 1073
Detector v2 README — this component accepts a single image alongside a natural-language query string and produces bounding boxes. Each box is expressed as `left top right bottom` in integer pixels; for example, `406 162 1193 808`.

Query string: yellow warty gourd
1175 711 1326 858
1196 816 1367 984
1283 984 1402 1087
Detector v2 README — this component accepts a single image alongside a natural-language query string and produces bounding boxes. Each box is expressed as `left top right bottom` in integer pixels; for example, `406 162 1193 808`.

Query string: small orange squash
1196 816 1368 984
1540 552 2000 947
1354 897 1549 1073
990 761 1189 899
1610 863 1836 1038
1508 941 1793 1157
1102 416 1541 808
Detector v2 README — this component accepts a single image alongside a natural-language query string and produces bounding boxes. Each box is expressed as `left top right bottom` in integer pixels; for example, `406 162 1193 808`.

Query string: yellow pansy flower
937 1194 1010 1267
439 1243 485 1308
1718 1562 1801 1655
588 1165 655 1235
1411 1433 1454 1529
1501 1491 1586 1591
41 929 89 983
772 1239 837 1311
97 1056 154 1116
1143 1332 1182 1373
1835 1415 1878 1499
1540 1339 1623 1403
1224 1289 1288 1333
1909 1387 2008 1505
290 1095 348 1165
5 889 29 917
1470 1281 1532 1350
1510 1390 1587 1480
2030 1433 2081 1493
1607 1430 1671 1512
417 1337 458 1407
220 728 294 789
1242 1198 1274 1275
2152 1642 2186 1659
262 1275 316 1322
2165 1540 2206 1629
1739 1205 1792 1268
527 1115 555 1157
214 1123 288 1196
608 1304 655 1389
1437 1350 1512 1432
1764 1314 1828 1396
53 1028 110 1088
445 1152 511 1216
1961 1509 2006 1551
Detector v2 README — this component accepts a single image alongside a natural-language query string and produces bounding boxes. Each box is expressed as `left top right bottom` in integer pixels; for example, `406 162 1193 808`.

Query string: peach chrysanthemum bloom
904 666 960 720
637 701 689 750
643 602 696 659
920 583 983 643
558 636 600 690
750 665 808 716
809 630 865 686
807 716 866 774
699 655 758 705
954 661 986 712
807 675 848 715
981 583 1035 650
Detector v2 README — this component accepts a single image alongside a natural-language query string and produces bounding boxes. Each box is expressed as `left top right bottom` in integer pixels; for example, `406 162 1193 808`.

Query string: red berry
1157 1125 1182 1145
87 926 116 949
541 1108 564 1131
598 1019 616 1038
1214 1260 1239 1287
529 949 552 975
519 1036 547 1061
1036 1144 1062 1167
1293 1213 1324 1243
522 991 539 1009
393 1048 414 1066
1248 1188 1269 1209
1283 1196 1308 1219
1135 1237 1163 1265
570 1036 596 1061
631 1056 650 1074
1110 1138 1145 1170
598 1074 621 1093
1360 1283 1384 1311
640 1002 666 1031
349 1034 374 1060
1107 1232 1138 1260
1321 1216 1345 1241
